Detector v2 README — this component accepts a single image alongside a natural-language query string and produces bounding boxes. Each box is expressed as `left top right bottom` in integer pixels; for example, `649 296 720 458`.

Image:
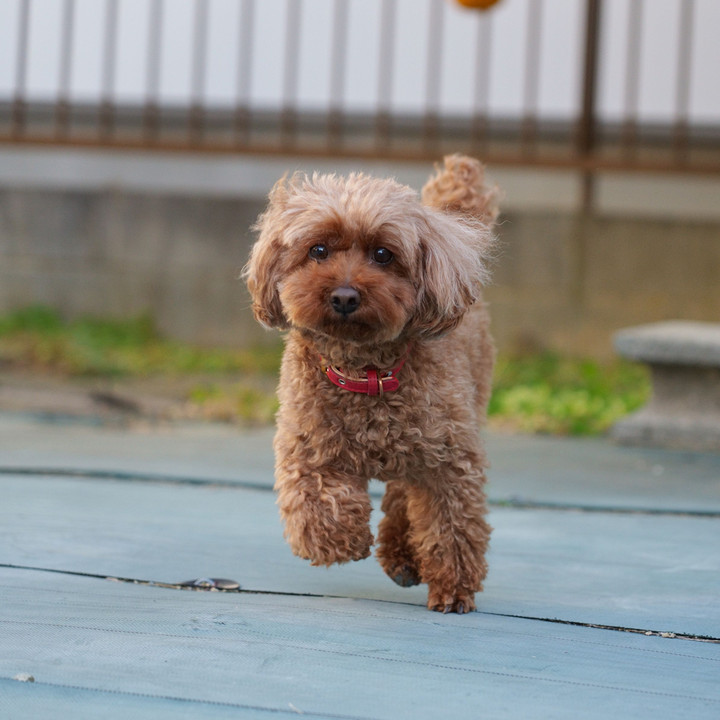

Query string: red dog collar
322 353 409 396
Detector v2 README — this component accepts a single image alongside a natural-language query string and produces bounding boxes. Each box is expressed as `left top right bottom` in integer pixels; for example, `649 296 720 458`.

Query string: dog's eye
372 247 394 265
309 244 329 261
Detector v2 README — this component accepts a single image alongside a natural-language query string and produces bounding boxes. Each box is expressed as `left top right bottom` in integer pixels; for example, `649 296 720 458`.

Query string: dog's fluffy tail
421 154 500 228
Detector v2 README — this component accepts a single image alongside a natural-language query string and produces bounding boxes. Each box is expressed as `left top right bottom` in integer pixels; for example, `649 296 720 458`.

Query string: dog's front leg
406 466 491 614
274 446 373 566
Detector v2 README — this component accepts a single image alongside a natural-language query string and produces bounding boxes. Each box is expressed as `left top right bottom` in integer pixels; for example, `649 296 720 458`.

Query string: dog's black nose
330 286 361 315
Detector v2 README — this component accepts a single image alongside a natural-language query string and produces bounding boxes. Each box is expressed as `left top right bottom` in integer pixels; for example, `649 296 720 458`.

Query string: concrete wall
0 188 266 348
489 212 720 357
2 182 718 359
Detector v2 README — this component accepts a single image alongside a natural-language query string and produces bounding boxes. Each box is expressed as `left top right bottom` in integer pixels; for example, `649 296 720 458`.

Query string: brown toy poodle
244 155 500 613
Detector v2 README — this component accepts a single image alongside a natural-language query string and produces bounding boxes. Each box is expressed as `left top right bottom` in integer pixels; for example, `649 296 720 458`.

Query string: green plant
488 353 650 435
0 306 65 335
0 306 282 377
188 382 279 425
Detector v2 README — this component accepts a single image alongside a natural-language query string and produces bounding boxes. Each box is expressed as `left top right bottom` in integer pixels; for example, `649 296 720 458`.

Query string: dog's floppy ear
243 178 291 329
411 209 493 338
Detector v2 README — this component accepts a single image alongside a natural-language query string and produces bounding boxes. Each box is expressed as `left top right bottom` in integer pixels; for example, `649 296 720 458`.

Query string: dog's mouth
315 312 389 343
295 299 408 345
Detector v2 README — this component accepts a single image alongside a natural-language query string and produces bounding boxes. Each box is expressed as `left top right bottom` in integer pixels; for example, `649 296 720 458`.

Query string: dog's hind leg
376 481 421 588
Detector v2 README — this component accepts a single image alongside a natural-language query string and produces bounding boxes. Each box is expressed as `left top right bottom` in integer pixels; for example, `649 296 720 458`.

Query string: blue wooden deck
1 415 719 719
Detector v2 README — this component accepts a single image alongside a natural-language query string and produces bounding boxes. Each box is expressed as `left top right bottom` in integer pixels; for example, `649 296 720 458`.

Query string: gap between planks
2 563 718 645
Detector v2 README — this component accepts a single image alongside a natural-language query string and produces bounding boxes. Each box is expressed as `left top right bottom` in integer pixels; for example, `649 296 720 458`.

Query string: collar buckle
323 356 406 396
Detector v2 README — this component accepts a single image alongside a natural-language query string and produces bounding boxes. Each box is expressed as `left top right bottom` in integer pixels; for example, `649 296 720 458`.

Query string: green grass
187 382 279 425
0 306 283 425
0 306 282 377
488 353 650 435
0 306 649 434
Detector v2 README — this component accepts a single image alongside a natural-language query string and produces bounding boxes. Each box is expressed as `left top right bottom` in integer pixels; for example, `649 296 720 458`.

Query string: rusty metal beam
2 134 718 178
577 0 602 211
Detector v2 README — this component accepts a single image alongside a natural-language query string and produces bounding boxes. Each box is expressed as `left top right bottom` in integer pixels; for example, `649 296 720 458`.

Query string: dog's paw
306 525 374 567
376 536 421 587
426 587 477 615
285 509 374 567
384 562 421 588
375 525 421 588
278 478 374 566
377 556 422 587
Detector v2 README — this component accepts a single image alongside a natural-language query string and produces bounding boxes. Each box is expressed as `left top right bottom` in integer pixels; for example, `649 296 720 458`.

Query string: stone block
613 322 720 452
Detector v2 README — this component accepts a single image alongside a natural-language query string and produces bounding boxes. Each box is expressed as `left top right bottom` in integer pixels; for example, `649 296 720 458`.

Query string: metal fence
1 0 718 205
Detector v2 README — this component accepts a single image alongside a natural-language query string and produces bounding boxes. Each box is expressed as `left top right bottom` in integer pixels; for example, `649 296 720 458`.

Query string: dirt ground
0 370 254 426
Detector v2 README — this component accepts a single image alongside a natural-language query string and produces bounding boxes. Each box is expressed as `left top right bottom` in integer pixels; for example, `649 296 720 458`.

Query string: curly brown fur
245 155 500 614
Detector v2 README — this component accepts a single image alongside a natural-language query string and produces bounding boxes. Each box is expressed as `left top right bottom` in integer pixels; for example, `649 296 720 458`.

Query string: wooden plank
484 432 720 514
1 570 718 720
0 417 277 488
2 417 720 513
2 415 719 719
2 473 718 636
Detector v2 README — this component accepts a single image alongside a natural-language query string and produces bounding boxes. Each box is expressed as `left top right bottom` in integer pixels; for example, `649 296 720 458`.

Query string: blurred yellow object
455 0 502 9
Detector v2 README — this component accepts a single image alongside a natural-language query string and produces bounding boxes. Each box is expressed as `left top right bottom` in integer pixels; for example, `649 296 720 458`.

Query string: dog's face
277 223 418 344
245 171 492 345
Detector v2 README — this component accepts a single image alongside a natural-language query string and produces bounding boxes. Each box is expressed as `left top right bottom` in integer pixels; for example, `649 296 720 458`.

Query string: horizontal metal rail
1 0 718 204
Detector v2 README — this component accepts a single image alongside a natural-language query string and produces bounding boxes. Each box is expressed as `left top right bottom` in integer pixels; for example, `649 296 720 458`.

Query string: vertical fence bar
12 0 31 138
144 0 163 142
327 0 348 150
189 0 209 144
4 0 715 174
99 0 118 141
375 0 396 151
56 0 75 138
281 0 302 148
471 11 492 154
577 0 601 211
235 0 254 146
621 0 642 160
521 0 542 157
423 0 444 153
673 0 694 166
